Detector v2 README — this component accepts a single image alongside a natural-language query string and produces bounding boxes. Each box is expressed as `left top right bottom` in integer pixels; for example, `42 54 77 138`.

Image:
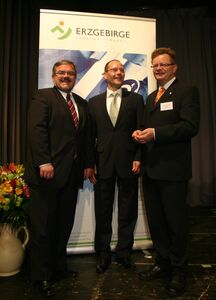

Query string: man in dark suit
133 47 200 297
88 59 144 274
24 60 94 297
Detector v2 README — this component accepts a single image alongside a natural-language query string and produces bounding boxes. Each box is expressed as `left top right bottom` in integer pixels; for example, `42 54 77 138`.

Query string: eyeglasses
105 67 125 73
55 71 76 76
151 63 175 69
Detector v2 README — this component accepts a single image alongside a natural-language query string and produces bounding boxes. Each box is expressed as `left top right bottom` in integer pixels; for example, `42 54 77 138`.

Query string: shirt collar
58 89 72 100
107 88 122 98
163 77 176 90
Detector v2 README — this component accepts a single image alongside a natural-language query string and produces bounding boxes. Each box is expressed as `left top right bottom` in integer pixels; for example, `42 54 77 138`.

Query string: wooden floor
0 206 216 299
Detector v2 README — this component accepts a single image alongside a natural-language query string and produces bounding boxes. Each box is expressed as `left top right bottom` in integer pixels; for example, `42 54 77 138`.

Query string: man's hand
132 161 141 174
84 167 97 184
132 128 155 144
39 164 54 179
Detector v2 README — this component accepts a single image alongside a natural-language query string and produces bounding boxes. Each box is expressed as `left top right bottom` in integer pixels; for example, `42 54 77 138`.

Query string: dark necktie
109 93 119 126
66 93 79 129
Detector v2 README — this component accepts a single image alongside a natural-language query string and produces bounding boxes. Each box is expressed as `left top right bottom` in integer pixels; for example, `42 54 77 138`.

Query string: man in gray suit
88 59 144 274
133 48 200 297
24 60 94 297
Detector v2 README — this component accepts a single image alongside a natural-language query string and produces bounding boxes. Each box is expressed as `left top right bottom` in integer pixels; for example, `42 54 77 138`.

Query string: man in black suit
24 60 94 297
133 47 200 297
88 59 144 274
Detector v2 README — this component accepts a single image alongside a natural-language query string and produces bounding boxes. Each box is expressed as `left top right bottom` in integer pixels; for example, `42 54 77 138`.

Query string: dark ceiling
37 0 211 12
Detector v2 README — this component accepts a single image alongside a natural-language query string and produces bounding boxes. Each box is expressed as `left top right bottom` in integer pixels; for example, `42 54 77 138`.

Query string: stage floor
1 206 216 299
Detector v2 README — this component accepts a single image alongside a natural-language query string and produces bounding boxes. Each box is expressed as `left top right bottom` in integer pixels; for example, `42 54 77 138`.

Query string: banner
39 9 156 253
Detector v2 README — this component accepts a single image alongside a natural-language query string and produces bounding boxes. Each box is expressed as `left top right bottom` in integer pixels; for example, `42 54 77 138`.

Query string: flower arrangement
0 163 30 228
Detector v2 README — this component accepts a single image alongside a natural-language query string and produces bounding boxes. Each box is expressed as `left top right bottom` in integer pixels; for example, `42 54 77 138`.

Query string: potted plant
0 162 30 227
0 163 30 276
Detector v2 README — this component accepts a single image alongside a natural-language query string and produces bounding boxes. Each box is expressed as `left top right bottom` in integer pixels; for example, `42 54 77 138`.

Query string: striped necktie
66 93 79 129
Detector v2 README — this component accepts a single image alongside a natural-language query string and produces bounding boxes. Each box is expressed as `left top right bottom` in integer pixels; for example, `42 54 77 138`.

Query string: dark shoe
116 256 136 270
35 280 56 297
52 269 79 282
167 271 186 297
96 255 111 274
139 264 170 281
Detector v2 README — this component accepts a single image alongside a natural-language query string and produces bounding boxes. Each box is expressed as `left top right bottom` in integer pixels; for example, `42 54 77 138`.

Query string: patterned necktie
109 93 119 126
155 87 165 103
66 93 79 129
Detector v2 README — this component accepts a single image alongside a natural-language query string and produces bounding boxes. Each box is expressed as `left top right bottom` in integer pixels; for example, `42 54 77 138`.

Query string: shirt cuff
39 163 52 168
153 128 156 140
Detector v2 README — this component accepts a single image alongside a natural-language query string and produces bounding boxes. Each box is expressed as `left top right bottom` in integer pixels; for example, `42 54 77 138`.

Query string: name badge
160 101 173 111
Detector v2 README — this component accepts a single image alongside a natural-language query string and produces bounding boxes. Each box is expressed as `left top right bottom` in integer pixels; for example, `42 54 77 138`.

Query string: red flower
10 179 17 189
8 163 17 172
23 185 30 198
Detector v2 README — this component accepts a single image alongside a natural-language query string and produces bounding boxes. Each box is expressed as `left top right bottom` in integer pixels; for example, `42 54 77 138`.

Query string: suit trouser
29 165 79 281
94 175 138 258
142 174 189 270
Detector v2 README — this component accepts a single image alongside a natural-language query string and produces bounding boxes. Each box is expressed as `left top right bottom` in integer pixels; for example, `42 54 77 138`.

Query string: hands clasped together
132 128 155 144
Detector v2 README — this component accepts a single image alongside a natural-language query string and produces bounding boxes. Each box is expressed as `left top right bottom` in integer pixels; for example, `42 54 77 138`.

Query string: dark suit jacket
24 86 94 188
88 88 144 179
143 79 200 181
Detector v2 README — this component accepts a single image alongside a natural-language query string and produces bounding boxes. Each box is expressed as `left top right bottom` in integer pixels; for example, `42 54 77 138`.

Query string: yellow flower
0 195 5 203
15 187 23 195
0 163 30 227
2 182 13 193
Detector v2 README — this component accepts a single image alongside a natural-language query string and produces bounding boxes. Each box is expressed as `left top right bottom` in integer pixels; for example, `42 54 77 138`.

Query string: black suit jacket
88 88 144 179
24 86 94 188
143 79 200 181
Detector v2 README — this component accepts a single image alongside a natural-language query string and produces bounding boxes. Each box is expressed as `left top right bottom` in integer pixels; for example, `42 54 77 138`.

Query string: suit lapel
114 89 129 126
73 93 84 130
150 83 177 112
99 93 114 126
53 87 78 130
74 93 89 132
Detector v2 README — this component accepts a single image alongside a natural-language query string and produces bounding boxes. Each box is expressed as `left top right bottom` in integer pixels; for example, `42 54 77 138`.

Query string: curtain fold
155 8 216 206
0 0 39 164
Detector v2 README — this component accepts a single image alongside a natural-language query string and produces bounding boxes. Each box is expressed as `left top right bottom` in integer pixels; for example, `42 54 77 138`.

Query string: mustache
60 78 72 82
